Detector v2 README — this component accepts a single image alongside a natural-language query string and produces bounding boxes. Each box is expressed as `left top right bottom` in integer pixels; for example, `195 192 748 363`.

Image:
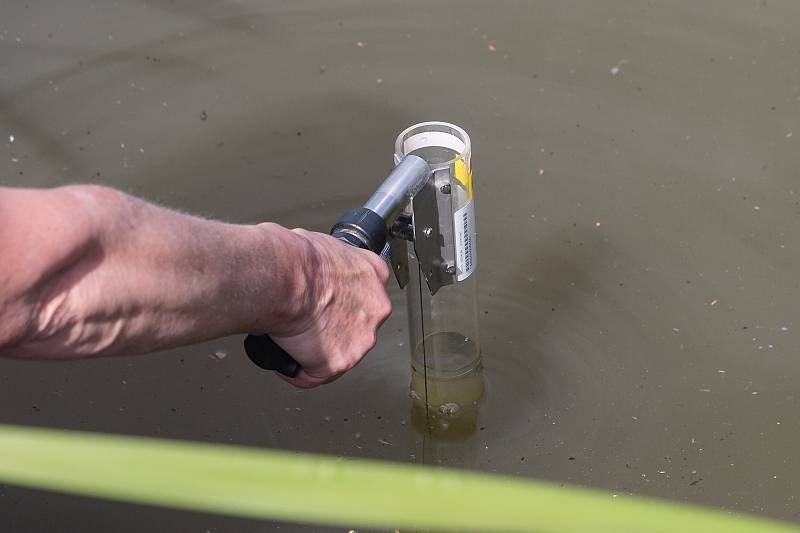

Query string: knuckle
380 297 393 318
367 332 378 350
356 330 378 353
371 293 392 322
331 359 351 375
282 373 317 389
375 261 391 283
326 354 350 375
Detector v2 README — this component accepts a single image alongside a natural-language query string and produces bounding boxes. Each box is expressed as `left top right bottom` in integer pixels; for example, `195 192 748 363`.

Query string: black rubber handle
243 207 387 378
244 333 300 377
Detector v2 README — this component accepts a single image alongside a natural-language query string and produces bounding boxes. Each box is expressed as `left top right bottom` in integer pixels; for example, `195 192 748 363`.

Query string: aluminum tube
363 155 431 223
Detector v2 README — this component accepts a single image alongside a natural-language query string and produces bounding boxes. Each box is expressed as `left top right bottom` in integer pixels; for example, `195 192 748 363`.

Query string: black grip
244 333 300 377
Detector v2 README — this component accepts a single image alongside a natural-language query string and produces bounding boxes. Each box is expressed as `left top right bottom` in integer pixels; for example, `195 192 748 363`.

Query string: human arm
0 185 391 388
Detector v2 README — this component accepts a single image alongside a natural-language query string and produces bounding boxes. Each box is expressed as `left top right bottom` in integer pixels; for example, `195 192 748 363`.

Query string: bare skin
0 185 392 388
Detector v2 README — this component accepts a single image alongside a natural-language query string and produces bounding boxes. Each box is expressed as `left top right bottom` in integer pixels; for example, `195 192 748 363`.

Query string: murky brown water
3 1 800 531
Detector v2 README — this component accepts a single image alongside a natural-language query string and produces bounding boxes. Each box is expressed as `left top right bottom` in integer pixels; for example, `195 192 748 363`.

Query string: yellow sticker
454 158 473 198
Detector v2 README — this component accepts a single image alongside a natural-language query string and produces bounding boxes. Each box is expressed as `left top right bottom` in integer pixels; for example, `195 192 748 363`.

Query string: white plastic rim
394 121 471 169
404 131 465 156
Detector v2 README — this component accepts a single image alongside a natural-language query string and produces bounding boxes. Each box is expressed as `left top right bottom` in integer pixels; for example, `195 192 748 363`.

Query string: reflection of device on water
393 122 485 439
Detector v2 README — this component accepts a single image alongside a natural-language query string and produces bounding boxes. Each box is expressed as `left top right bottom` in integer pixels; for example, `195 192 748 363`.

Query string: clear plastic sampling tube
394 122 483 437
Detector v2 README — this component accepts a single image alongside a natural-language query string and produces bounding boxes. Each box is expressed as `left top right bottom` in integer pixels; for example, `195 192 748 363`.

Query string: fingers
277 369 327 389
273 320 385 389
277 366 344 389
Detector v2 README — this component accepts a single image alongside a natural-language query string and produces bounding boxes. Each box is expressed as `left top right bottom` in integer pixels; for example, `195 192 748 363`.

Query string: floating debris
9 134 14 143
610 59 629 76
209 350 227 361
537 168 544 176
356 40 365 48
710 299 718 306
487 42 497 52
439 402 460 416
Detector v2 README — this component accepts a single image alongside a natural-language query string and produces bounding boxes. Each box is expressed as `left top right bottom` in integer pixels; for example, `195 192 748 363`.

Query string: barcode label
453 199 476 281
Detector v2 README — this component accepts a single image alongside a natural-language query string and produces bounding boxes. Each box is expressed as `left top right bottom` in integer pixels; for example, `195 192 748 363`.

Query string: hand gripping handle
243 208 387 378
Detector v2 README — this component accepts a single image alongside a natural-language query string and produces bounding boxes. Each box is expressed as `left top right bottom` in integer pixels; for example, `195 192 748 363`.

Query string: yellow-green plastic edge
0 424 796 532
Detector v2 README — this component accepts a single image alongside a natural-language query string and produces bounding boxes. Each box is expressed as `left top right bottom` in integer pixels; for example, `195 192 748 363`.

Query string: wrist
247 223 317 335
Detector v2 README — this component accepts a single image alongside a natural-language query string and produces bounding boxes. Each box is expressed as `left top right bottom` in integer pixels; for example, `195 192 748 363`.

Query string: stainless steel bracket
389 238 410 289
410 169 456 295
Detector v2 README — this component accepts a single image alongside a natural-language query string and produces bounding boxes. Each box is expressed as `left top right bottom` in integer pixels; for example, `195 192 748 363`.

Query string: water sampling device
244 122 484 437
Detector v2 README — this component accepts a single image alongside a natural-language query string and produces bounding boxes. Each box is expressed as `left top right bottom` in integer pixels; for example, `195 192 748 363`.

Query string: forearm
0 186 309 359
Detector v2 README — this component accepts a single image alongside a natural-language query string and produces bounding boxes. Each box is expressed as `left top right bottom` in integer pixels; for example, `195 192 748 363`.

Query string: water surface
2 1 800 530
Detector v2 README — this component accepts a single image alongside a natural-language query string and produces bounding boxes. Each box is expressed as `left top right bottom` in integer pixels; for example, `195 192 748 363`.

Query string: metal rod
363 155 431 223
